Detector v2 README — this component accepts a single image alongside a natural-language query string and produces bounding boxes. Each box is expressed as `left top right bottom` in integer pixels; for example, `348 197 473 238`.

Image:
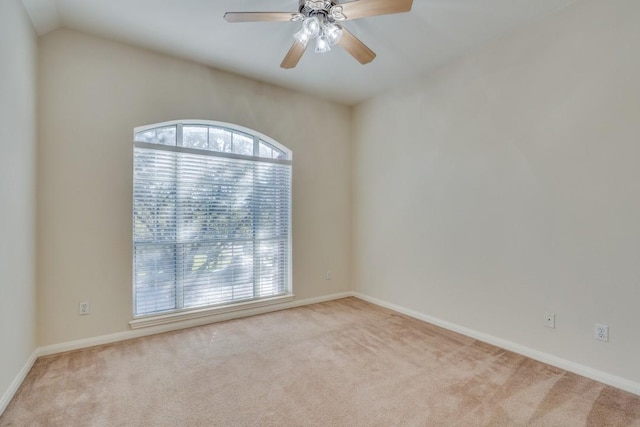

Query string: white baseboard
0 350 37 416
37 291 353 357
353 292 640 396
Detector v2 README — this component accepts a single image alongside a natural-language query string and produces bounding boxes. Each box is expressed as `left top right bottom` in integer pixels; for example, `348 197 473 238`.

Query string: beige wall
37 29 352 346
0 0 38 403
353 0 640 383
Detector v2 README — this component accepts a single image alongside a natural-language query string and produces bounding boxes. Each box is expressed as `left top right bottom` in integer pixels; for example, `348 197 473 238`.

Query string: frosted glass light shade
293 28 311 46
302 17 321 38
324 24 343 46
315 34 331 53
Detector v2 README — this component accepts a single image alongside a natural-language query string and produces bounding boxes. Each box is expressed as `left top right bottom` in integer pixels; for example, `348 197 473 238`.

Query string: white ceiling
22 0 580 105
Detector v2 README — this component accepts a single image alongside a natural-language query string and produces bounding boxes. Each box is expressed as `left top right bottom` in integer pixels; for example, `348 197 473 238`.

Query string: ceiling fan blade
340 0 413 20
338 27 376 65
224 12 296 23
281 41 309 69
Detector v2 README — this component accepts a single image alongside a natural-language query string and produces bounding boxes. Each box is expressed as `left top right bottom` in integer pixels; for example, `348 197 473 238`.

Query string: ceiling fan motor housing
299 0 340 20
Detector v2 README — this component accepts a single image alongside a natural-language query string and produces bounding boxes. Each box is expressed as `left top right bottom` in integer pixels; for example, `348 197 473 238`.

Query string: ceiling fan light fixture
294 11 343 55
315 34 331 54
293 28 311 46
324 23 343 46
302 16 321 38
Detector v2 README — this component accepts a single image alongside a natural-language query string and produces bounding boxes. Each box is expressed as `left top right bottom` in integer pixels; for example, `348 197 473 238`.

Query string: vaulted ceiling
22 0 580 105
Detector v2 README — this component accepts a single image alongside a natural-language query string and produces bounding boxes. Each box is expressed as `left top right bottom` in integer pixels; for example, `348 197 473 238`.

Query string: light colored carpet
2 298 639 426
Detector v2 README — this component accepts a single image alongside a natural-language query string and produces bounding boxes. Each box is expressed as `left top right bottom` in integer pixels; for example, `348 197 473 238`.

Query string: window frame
130 120 293 328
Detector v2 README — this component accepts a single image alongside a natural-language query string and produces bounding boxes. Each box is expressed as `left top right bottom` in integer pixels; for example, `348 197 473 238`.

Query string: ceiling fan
224 0 414 69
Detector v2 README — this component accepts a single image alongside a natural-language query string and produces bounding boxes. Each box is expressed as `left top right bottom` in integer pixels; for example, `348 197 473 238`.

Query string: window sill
129 294 295 330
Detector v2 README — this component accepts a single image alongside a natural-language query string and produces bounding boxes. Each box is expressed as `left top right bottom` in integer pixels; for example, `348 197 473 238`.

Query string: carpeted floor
2 298 640 426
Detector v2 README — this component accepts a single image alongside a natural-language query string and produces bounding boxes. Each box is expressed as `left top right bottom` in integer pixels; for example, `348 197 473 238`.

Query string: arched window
132 120 292 318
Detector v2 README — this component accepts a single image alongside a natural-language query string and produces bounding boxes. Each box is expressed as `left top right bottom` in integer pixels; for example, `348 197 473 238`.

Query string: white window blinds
133 122 292 317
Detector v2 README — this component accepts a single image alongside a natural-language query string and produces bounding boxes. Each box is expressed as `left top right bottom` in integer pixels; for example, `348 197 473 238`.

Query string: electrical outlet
326 271 333 281
79 302 90 315
544 312 555 329
595 324 608 342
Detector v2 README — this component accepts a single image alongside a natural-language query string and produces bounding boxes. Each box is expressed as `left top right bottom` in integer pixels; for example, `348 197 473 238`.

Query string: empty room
1 0 639 425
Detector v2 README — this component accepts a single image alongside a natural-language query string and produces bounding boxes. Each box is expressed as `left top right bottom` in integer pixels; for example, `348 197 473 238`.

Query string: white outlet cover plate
79 302 90 315
595 324 609 342
544 312 555 328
